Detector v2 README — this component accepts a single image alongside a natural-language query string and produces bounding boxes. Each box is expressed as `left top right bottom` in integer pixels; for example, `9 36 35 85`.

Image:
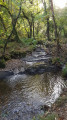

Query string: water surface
0 72 66 120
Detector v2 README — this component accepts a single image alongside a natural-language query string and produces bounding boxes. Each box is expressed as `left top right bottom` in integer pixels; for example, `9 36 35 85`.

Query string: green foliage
52 57 62 67
21 38 37 46
0 59 5 68
0 0 67 59
62 64 67 78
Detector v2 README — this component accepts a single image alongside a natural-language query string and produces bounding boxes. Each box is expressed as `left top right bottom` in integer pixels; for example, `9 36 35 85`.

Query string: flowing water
0 48 66 120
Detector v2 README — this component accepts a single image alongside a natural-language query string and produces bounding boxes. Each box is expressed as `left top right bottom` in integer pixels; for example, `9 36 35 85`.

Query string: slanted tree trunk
3 30 13 57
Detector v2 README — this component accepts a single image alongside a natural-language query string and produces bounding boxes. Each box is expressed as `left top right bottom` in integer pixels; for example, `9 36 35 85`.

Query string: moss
62 64 67 78
0 59 6 68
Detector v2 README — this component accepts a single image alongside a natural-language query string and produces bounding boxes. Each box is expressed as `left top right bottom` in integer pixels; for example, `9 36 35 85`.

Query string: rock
25 64 62 75
0 71 14 79
41 105 50 112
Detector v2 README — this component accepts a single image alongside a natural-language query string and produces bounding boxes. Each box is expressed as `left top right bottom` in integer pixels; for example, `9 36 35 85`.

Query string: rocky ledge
24 64 62 75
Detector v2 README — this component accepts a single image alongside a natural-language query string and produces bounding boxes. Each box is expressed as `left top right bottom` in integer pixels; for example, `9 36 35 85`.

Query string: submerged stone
0 71 14 79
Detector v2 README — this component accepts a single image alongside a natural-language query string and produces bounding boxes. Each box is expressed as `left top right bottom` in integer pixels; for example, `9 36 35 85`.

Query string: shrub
52 57 62 67
62 64 67 78
0 59 6 68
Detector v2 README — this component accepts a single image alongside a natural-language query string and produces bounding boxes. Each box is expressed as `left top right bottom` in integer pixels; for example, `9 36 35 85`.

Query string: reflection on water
0 72 66 120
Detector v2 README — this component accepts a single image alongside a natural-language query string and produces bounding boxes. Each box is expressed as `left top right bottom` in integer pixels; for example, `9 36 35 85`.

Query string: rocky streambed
0 47 66 120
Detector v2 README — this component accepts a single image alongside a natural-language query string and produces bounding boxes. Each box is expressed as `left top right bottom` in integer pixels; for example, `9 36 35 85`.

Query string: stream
0 47 66 120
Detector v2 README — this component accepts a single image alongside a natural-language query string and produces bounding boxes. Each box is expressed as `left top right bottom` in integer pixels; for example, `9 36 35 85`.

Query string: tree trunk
36 22 39 37
29 22 32 38
33 21 35 38
47 17 50 41
42 0 50 41
49 0 59 55
13 24 20 42
3 30 13 57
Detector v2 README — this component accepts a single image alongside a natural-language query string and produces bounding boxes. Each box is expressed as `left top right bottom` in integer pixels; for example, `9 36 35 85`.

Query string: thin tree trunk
33 21 35 38
47 17 50 41
42 0 50 41
29 22 32 38
37 22 39 37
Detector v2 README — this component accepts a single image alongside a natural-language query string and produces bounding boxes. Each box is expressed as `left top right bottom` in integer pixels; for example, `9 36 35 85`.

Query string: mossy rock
10 50 27 58
0 59 6 68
